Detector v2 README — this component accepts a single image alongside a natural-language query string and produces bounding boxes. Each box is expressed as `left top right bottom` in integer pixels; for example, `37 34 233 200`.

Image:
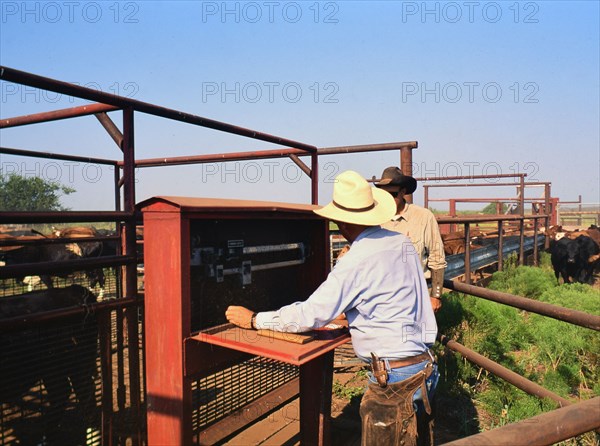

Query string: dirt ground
223 365 471 446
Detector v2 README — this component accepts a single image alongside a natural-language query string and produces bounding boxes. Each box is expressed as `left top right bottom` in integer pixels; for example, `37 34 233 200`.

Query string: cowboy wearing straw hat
375 167 447 313
226 170 439 446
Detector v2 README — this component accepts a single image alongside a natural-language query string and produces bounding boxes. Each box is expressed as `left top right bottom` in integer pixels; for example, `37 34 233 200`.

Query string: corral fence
1 66 599 445
439 279 600 445
0 65 416 445
557 196 600 228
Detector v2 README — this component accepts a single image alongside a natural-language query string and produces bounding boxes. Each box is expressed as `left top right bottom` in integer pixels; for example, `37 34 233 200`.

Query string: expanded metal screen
0 289 101 445
192 357 299 434
0 285 145 445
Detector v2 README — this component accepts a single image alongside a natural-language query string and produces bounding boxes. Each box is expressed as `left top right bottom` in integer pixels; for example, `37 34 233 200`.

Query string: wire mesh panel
0 286 100 445
189 218 323 332
0 267 120 299
0 284 144 445
192 357 298 434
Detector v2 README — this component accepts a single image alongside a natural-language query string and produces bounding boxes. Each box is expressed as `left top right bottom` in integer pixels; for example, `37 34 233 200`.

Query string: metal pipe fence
2 66 597 445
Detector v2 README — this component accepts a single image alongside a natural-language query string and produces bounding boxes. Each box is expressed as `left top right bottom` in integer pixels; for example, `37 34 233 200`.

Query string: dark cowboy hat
374 166 417 194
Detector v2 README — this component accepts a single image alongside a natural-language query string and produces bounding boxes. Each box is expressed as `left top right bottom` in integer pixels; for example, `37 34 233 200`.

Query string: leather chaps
360 362 433 446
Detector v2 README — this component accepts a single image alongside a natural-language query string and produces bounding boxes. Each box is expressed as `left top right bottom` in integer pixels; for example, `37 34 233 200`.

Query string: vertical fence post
400 145 415 204
533 217 539 266
122 107 142 444
311 152 319 205
497 220 504 272
519 175 525 265
544 183 551 250
464 223 471 284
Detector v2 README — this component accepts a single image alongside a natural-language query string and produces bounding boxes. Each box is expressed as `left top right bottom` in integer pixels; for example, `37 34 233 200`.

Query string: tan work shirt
382 203 447 278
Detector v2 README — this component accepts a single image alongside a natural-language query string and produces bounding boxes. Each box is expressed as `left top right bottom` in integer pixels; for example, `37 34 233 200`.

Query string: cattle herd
0 226 118 443
547 225 600 285
0 222 598 443
0 226 119 295
439 224 600 285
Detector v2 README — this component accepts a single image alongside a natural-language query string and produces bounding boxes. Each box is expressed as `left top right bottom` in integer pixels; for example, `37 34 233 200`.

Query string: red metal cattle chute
1 65 417 445
140 196 349 445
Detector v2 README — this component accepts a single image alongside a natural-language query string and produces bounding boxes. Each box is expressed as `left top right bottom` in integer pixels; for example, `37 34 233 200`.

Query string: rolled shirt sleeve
424 211 447 272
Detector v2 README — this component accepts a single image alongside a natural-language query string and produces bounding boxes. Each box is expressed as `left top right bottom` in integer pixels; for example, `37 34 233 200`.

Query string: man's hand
430 297 442 313
225 306 254 329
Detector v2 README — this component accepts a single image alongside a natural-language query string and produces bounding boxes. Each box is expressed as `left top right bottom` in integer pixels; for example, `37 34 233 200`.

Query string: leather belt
386 351 433 369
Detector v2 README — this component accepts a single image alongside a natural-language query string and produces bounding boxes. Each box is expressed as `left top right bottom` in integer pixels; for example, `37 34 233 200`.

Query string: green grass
437 255 599 442
332 369 368 400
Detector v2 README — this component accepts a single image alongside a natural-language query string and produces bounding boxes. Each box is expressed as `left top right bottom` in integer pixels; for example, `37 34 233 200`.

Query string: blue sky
1 1 598 211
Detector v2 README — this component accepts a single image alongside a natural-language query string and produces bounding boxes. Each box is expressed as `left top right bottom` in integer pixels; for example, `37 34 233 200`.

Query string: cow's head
565 240 580 263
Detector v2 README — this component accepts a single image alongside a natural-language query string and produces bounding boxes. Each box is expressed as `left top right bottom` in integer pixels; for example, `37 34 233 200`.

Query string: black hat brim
375 177 417 194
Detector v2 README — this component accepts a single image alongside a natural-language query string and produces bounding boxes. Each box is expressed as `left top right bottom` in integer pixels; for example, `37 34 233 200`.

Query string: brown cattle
441 229 484 255
2 227 108 292
564 227 600 248
545 225 564 241
444 238 467 255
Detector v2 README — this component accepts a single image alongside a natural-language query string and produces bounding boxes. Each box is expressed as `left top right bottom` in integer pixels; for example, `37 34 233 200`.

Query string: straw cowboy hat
374 166 417 195
314 170 396 226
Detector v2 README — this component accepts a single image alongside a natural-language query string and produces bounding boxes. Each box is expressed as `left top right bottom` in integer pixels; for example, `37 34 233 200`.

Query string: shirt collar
392 203 412 221
353 225 381 243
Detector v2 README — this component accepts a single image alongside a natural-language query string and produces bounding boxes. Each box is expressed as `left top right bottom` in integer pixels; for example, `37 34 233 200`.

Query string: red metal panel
144 211 192 446
137 196 319 214
300 351 334 446
142 196 340 445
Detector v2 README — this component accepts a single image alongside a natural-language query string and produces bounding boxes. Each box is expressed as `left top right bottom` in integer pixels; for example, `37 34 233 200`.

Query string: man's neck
396 199 407 215
344 224 371 243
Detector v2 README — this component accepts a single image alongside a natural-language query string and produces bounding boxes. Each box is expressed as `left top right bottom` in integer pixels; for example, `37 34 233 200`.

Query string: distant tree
0 173 75 211
482 202 509 214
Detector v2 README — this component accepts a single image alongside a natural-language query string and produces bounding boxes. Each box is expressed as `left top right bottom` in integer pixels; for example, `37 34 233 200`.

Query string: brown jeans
359 363 433 446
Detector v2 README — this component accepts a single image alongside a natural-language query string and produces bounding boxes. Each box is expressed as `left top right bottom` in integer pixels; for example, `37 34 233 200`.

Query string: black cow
551 235 599 284
2 235 115 292
2 243 82 289
575 235 600 284
0 285 98 444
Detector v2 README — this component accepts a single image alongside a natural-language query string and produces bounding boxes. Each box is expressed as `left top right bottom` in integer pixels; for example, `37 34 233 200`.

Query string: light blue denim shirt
255 226 438 362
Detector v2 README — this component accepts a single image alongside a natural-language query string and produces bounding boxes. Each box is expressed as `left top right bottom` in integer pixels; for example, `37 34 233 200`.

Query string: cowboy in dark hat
375 167 447 313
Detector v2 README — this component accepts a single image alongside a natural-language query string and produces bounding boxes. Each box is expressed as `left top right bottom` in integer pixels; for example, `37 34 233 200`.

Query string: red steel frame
2 66 598 445
140 197 345 445
416 175 552 276
0 65 416 446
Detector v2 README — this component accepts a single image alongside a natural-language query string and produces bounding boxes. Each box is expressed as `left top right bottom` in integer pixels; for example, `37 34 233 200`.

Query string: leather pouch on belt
370 352 388 387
